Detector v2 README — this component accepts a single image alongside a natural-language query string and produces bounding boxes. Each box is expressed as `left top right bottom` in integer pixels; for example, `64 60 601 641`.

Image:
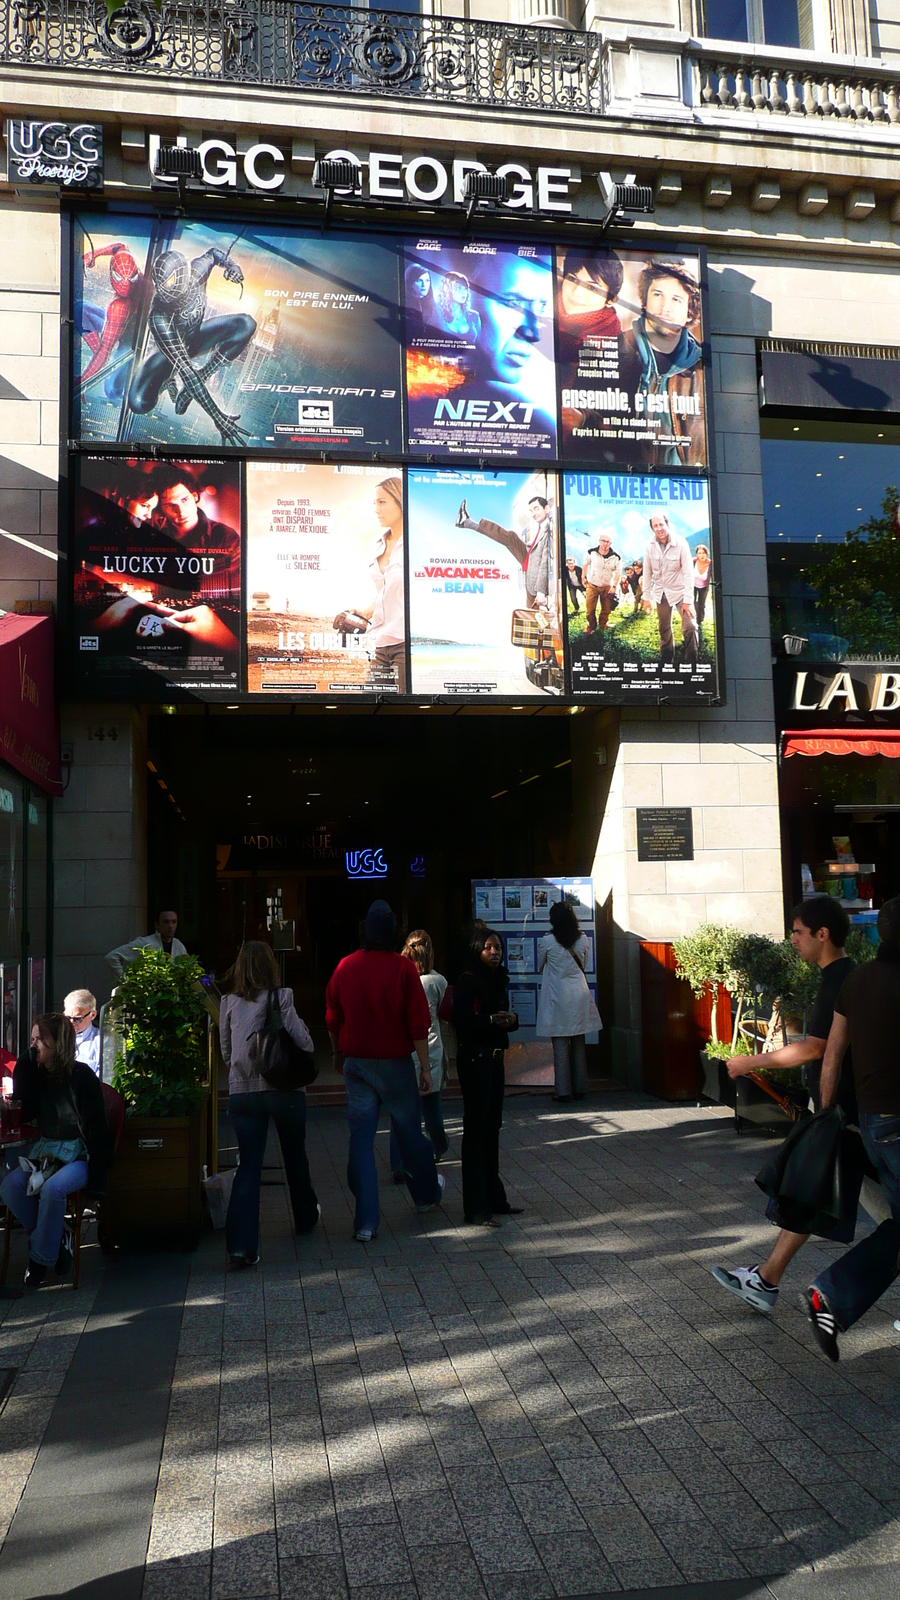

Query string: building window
761 420 900 661
704 0 813 48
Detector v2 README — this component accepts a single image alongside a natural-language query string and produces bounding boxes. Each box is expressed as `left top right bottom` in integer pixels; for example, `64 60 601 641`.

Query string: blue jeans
813 1112 900 1331
344 1056 440 1235
390 1087 448 1173
1 1159 88 1268
227 1091 319 1258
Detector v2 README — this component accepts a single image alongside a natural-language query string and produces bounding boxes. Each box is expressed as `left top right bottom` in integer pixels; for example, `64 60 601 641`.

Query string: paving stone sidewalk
3 1092 900 1599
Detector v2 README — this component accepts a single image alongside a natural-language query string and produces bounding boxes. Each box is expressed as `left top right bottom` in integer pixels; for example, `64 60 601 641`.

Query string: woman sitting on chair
1 1014 111 1289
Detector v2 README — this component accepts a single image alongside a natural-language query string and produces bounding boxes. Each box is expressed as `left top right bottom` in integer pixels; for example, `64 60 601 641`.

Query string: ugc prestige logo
345 848 388 880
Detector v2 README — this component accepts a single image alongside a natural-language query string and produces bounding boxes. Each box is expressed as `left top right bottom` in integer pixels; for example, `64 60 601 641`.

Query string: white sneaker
417 1173 445 1213
710 1264 778 1313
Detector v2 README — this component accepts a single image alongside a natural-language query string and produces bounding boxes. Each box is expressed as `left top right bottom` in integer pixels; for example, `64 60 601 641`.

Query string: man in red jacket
326 900 443 1241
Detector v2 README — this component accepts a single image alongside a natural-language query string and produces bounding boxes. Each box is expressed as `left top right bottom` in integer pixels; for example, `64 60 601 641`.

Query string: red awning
0 614 62 796
783 728 900 759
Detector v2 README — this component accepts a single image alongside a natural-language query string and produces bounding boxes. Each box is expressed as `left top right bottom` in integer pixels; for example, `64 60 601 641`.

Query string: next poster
403 239 557 459
408 468 563 697
563 473 717 701
245 463 406 695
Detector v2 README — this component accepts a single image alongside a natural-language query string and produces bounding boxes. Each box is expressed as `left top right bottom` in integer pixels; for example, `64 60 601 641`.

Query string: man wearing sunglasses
64 989 100 1076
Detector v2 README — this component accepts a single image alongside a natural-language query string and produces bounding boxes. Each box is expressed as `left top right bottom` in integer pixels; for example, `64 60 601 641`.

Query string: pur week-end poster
556 248 707 470
403 239 557 459
245 463 407 695
563 473 716 701
408 469 563 697
72 458 242 693
73 215 402 452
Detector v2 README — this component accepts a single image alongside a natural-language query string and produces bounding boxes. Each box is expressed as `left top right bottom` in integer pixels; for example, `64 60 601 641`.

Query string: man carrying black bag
711 897 855 1313
805 896 900 1360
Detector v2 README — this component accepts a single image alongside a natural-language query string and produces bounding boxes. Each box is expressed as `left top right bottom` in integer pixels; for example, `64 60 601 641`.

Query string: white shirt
536 934 602 1039
75 1022 101 1076
643 532 694 608
366 531 404 649
106 930 188 979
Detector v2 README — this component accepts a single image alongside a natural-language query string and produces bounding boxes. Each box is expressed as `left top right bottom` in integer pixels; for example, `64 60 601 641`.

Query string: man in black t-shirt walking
805 896 900 1360
711 897 854 1314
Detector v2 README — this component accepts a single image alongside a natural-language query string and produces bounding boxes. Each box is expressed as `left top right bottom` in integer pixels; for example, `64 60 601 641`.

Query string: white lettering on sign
146 136 574 211
791 669 900 712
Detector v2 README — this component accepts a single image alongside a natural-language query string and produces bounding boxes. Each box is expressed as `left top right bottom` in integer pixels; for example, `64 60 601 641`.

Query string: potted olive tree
105 948 211 1245
672 923 741 1105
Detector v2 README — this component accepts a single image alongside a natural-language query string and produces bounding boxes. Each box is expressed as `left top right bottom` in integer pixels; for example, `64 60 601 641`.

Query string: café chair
0 1083 126 1290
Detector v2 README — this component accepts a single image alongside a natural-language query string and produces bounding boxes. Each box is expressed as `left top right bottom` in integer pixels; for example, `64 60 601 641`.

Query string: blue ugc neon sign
346 848 388 880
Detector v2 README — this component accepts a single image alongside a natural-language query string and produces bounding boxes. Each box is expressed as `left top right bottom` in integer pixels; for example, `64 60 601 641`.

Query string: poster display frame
60 204 723 709
471 876 599 1049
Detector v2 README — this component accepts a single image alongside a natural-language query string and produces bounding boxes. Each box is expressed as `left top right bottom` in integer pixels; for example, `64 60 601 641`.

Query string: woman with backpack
536 902 601 1103
219 940 319 1268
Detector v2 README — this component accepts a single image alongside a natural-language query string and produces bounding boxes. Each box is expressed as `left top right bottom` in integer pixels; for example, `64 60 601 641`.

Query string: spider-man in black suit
127 245 256 446
78 243 144 401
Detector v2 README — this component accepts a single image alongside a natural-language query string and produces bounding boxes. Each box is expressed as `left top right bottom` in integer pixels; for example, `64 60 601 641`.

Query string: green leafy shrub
672 924 738 1044
110 948 208 1116
703 1037 752 1061
846 927 878 965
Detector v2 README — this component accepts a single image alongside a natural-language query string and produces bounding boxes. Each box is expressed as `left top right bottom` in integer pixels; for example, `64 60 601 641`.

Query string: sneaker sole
710 1266 776 1314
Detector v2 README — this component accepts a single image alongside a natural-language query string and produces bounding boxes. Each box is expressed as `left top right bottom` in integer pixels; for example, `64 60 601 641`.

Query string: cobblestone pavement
3 1091 900 1599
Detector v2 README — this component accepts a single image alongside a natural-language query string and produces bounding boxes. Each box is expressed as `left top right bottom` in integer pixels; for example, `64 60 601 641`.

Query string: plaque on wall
636 807 694 862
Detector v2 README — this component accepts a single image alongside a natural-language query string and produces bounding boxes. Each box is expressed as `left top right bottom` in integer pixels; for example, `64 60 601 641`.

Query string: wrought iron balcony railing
0 0 605 115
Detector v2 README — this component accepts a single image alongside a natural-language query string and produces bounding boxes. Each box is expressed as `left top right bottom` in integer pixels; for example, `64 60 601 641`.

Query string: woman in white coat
536 901 602 1102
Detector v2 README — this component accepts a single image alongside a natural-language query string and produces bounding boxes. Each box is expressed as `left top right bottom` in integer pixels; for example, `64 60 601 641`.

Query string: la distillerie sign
7 121 103 190
783 665 900 716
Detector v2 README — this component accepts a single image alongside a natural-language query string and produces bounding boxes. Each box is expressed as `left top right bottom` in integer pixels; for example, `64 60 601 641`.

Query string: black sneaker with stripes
804 1287 839 1361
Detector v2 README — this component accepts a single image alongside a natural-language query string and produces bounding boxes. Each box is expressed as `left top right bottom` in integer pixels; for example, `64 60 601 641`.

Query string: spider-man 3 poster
72 215 403 452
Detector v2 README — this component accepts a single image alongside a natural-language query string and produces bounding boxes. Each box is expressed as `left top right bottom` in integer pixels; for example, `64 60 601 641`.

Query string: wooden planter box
734 1075 803 1135
104 1097 209 1247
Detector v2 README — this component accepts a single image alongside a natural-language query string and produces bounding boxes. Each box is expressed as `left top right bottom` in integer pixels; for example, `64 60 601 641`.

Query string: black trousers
457 1046 508 1221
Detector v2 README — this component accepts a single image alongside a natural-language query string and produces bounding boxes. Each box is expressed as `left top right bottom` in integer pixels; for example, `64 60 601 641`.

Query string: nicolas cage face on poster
404 240 557 458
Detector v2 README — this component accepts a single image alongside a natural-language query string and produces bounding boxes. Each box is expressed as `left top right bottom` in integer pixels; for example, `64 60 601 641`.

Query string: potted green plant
727 934 811 1133
105 949 211 1245
672 923 738 1104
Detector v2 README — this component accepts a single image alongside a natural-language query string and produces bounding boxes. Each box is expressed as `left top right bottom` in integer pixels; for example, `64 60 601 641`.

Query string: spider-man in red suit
78 243 144 401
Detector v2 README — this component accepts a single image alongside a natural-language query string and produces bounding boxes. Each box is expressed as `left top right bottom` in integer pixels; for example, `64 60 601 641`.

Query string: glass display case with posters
471 877 597 1087
563 473 717 701
72 215 403 454
246 462 407 694
555 247 707 470
408 468 564 697
71 456 242 695
403 238 557 459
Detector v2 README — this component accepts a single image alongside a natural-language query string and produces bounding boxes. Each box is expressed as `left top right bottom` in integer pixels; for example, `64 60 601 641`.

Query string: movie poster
408 468 563 697
556 248 707 469
246 463 406 694
72 458 242 693
403 239 557 458
564 473 717 700
73 215 403 452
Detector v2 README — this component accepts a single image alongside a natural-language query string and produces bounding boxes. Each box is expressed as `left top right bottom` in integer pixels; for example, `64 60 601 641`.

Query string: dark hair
877 896 900 948
151 462 201 498
402 929 434 975
549 901 580 949
363 900 397 952
33 1013 76 1079
638 260 701 324
469 926 504 964
562 249 624 302
231 940 281 999
528 496 549 509
155 907 177 924
792 897 849 948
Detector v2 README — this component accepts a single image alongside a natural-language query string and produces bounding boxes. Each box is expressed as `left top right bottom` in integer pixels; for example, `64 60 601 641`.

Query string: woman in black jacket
453 928 521 1227
1 1014 112 1288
